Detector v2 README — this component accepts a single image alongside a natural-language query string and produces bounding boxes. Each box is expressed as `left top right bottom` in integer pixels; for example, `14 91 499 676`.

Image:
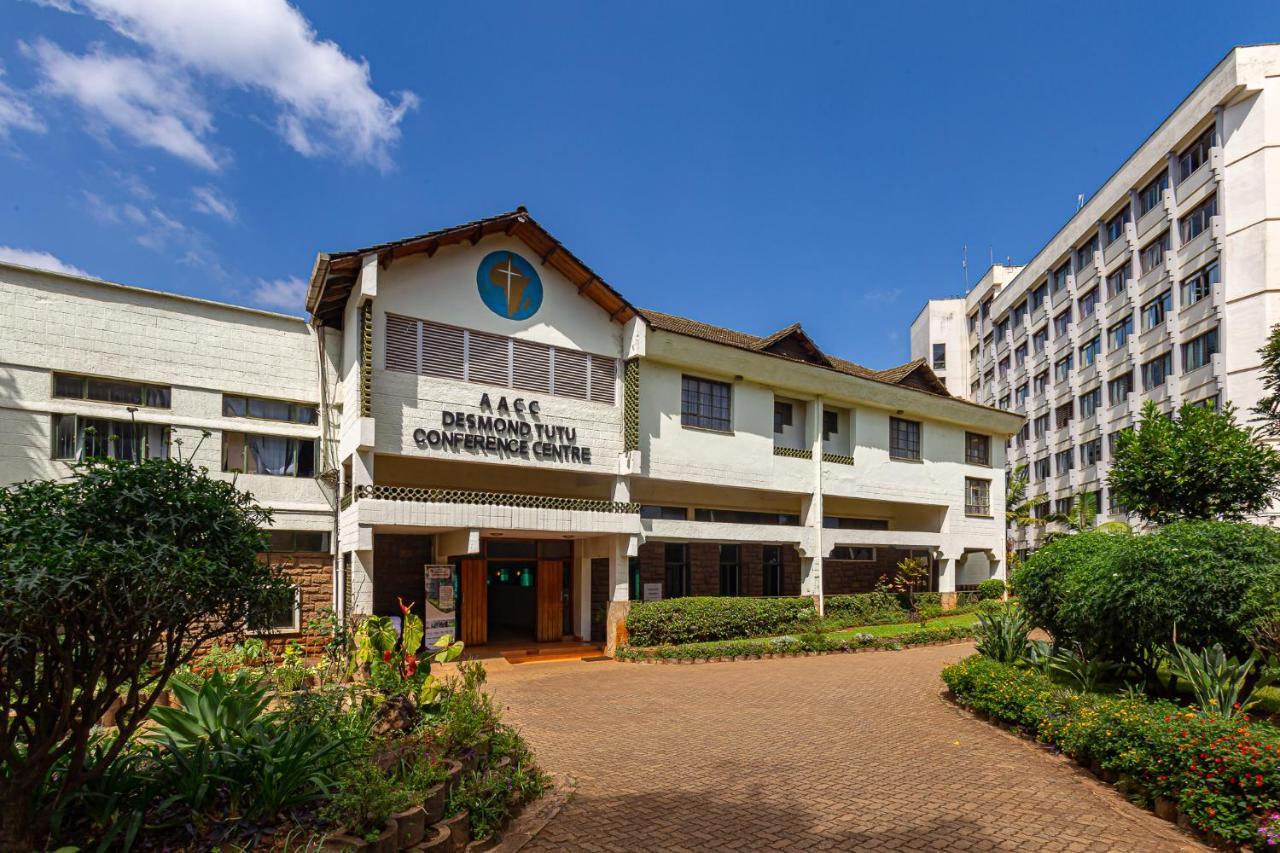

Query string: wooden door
459 559 487 646
535 560 563 642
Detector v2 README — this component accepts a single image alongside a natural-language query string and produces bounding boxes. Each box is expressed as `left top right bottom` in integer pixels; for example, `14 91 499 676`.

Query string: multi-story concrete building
1 208 1020 654
912 44 1280 551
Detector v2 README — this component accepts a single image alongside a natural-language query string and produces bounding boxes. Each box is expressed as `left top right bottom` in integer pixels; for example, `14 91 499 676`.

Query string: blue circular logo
477 251 542 320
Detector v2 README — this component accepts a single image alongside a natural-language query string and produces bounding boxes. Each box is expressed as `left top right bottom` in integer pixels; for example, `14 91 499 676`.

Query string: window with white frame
965 477 991 516
1179 194 1216 243
1142 351 1174 390
1053 309 1072 338
1182 328 1218 372
1031 282 1048 312
1177 127 1213 183
932 342 946 369
1181 260 1218 308
1080 336 1101 367
1106 263 1131 299
253 584 301 633
1055 447 1075 475
1079 386 1101 419
1140 231 1170 274
1032 413 1048 439
1079 287 1100 318
1141 290 1172 331
1138 171 1169 216
1055 354 1073 384
1051 263 1070 295
1105 206 1130 246
1032 326 1049 353
1081 437 1103 466
1107 371 1133 405
1108 313 1133 350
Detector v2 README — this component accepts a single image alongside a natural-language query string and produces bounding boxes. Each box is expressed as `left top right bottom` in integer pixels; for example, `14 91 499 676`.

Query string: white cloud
0 65 45 139
40 0 416 170
862 287 903 304
191 185 236 223
0 246 87 276
82 190 195 252
250 276 307 311
27 38 218 170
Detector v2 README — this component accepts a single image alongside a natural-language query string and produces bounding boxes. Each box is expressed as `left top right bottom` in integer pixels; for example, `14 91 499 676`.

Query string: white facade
912 45 1280 548
0 207 1020 653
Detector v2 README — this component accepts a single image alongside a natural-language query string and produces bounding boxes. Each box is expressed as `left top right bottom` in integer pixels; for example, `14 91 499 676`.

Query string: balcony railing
774 446 812 460
822 452 855 465
351 484 639 514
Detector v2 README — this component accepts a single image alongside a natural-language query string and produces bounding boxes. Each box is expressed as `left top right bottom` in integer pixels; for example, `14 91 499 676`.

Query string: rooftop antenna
1077 193 1085 210
989 247 994 268
962 244 969 291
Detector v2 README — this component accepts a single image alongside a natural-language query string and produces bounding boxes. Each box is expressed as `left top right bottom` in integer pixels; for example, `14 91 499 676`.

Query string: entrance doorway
457 539 573 646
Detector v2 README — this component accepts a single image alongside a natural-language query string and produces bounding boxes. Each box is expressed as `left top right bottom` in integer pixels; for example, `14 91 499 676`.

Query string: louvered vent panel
421 322 465 380
588 356 617 404
467 331 511 385
384 314 419 373
513 339 552 393
554 349 590 399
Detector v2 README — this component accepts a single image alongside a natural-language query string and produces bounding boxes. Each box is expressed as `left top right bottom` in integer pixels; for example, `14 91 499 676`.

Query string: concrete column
937 551 960 610
575 547 592 640
350 548 375 617
604 534 636 655
800 398 825 613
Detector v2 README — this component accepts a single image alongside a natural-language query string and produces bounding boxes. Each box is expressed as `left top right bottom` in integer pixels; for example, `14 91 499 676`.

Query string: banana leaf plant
354 598 463 705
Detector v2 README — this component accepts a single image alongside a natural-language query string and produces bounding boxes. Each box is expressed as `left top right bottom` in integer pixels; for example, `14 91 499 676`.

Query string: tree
1005 463 1048 528
1107 399 1280 525
0 457 294 849
1254 322 1280 436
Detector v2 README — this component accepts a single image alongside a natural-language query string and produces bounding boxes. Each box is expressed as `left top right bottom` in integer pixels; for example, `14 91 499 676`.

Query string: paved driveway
485 643 1202 852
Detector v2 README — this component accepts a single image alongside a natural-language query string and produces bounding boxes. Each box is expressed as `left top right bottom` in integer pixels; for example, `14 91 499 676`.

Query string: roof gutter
305 252 331 317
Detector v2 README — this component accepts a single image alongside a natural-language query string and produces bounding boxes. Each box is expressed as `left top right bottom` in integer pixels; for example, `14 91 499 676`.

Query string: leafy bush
615 621 980 661
624 596 815 646
974 603 1032 663
942 655 1280 843
1012 521 1280 683
823 591 907 627
976 578 1006 601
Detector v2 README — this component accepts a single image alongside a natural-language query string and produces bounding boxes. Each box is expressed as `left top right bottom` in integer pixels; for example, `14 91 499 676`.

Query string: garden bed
942 655 1280 849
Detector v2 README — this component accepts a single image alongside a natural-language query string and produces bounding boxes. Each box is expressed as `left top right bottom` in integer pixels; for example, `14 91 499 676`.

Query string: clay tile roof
637 308 950 397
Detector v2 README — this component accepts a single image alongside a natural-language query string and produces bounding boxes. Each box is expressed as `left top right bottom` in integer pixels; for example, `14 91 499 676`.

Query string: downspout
313 321 343 625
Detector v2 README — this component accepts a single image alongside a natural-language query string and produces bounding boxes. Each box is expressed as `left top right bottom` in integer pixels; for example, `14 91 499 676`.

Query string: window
1055 496 1075 516
267 530 332 552
1079 386 1101 419
762 545 782 596
1033 456 1051 480
830 546 875 561
1051 263 1070 295
1031 282 1049 312
1075 236 1098 273
889 417 921 461
1081 437 1103 466
664 543 688 598
53 373 171 408
681 375 732 431
52 415 169 461
1079 288 1100 318
1053 309 1072 338
965 432 991 466
1140 231 1170 274
1017 422 1030 447
1015 383 1029 406
1141 351 1174 390
1033 413 1049 438
1012 300 1027 328
965 478 991 516
223 395 318 425
1108 428 1131 456
967 312 978 333
998 357 1010 378
639 505 687 520
822 410 839 441
693 508 800 526
1033 371 1048 395
1179 194 1216 243
773 400 793 434
1181 260 1218 307
1014 343 1027 366
1177 127 1213 183
719 544 740 596
1138 171 1169 216
1182 328 1218 372
1032 326 1049 353
1108 314 1133 350
931 343 946 369
629 557 642 601
1141 290 1172 331
222 432 317 477
994 317 1009 341
981 299 991 320
1055 354 1073 383
1106 206 1130 246
823 517 891 530
1106 263 1131 299
1080 336 1101 367
387 316 617 404
254 584 301 633
1055 401 1074 430
1107 371 1134 405
1055 447 1075 475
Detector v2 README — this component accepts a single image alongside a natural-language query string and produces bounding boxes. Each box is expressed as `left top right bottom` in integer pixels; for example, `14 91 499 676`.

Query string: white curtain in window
249 435 295 476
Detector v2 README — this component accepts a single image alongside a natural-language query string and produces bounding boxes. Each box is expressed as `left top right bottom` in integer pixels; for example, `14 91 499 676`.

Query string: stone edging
614 637 978 665
495 773 577 852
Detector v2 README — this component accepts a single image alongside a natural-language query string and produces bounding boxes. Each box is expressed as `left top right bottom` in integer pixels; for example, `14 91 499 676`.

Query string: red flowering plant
353 598 463 705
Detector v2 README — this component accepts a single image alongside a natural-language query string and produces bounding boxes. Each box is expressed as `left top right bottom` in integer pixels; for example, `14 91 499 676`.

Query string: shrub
624 596 815 646
823 591 908 626
1012 521 1280 682
976 578 1006 601
974 603 1032 663
615 621 981 661
942 655 1280 843
1166 642 1273 719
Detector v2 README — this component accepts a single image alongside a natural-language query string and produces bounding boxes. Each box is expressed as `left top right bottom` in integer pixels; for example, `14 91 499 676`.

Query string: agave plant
1166 642 1274 719
1046 645 1119 692
975 603 1033 663
148 669 273 748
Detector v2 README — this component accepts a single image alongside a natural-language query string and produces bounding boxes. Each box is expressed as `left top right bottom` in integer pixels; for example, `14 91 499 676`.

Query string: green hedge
823 591 907 626
624 597 816 646
942 655 1280 844
617 622 980 661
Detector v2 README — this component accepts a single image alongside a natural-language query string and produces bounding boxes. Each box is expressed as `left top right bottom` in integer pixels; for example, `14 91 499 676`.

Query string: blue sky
1 1 1276 368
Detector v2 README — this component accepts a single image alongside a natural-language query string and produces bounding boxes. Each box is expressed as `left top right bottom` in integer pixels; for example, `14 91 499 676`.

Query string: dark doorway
486 561 536 642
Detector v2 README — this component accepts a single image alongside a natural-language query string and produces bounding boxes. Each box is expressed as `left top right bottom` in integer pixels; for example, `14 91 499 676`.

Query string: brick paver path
485 643 1203 851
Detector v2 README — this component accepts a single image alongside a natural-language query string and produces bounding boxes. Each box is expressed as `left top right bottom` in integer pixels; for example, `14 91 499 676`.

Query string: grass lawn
825 612 979 640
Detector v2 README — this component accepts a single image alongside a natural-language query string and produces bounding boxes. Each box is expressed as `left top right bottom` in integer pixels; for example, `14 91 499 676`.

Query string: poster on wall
643 583 662 602
423 564 457 645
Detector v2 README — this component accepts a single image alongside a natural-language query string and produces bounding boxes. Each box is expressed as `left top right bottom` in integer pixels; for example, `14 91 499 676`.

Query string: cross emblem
488 254 529 317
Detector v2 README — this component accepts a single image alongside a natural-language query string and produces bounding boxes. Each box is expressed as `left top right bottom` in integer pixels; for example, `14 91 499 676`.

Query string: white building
912 44 1280 550
1 208 1020 653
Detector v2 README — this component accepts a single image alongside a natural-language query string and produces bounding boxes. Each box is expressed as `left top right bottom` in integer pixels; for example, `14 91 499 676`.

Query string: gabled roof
306 207 637 329
638 308 950 397
754 323 833 367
